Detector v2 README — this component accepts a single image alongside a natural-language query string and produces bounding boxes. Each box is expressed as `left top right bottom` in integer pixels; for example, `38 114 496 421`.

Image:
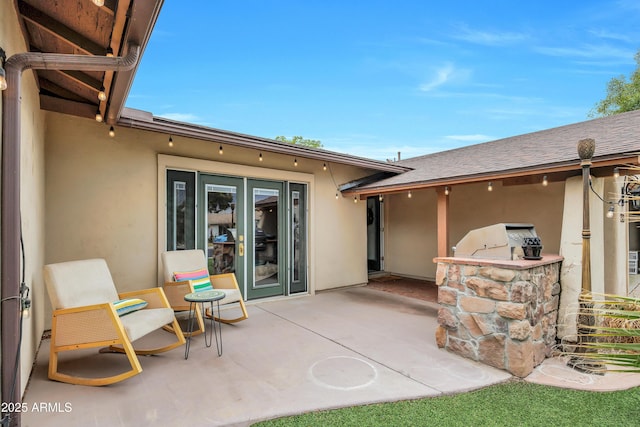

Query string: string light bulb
379 194 383 202
219 145 223 155
168 136 173 147
607 205 615 218
22 299 31 319
542 175 548 186
294 158 298 167
444 186 450 196
20 284 31 319
613 167 620 179
95 110 103 122
108 126 115 137
259 153 263 162
335 192 339 199
354 196 358 203
92 0 105 6
98 86 107 101
323 163 327 171
408 191 412 198
106 47 114 57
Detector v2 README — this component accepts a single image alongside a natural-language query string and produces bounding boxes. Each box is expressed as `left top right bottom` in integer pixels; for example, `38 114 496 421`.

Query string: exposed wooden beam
100 0 132 123
103 0 118 16
109 0 131 56
39 78 89 103
18 1 106 56
436 188 450 257
106 0 165 124
57 70 102 91
40 95 102 120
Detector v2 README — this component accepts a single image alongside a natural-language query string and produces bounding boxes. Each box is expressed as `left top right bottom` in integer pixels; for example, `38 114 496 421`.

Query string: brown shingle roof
355 109 640 192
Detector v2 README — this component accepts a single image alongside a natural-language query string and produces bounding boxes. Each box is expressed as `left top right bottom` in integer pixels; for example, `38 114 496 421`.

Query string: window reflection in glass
173 181 186 250
292 191 301 283
254 188 279 286
206 184 237 275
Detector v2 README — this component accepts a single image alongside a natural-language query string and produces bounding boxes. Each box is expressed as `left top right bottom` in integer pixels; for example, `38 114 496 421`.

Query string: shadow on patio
22 284 511 426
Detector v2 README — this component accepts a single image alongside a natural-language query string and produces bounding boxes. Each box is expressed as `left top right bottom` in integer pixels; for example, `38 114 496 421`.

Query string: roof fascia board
117 110 412 173
345 155 640 196
106 0 164 124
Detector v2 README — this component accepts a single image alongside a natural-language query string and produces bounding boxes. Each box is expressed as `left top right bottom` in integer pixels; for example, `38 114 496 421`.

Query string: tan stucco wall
448 181 565 255
1 0 47 397
384 180 565 280
45 117 159 293
384 190 438 278
45 115 372 324
603 176 627 296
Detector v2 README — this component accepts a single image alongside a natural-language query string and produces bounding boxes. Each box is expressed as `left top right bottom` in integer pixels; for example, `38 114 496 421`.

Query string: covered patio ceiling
13 0 163 124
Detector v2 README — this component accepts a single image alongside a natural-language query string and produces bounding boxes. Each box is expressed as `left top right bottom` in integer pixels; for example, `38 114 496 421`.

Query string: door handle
239 242 244 257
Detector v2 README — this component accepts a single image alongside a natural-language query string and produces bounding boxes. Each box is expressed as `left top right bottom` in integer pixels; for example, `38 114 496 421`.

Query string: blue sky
127 1 640 161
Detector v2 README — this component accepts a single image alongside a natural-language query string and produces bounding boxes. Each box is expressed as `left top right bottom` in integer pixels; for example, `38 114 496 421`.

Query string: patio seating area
22 284 640 426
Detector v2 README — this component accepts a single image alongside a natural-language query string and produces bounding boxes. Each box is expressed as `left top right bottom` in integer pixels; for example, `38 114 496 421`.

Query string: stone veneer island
434 255 563 377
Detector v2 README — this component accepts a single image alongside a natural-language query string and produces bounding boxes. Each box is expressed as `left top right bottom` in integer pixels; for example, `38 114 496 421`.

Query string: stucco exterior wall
1 0 47 397
448 181 565 257
384 180 565 280
45 114 371 326
384 190 438 278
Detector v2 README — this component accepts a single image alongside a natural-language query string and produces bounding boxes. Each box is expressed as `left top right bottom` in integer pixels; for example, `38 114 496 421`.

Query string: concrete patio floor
21 285 640 426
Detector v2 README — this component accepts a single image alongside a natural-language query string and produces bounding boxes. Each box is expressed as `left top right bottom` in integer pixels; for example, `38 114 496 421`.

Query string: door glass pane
173 181 187 250
289 183 307 294
206 184 237 275
367 197 381 271
291 191 301 283
167 170 195 251
254 188 279 287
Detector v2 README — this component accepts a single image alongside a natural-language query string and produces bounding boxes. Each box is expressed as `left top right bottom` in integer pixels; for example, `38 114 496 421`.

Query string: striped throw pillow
113 298 148 316
174 268 213 292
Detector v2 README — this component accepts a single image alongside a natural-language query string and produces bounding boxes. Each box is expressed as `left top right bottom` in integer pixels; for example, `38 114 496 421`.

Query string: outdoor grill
453 223 539 260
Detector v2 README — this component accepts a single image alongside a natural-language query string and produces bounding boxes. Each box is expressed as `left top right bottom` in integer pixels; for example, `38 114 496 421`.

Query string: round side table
184 289 225 359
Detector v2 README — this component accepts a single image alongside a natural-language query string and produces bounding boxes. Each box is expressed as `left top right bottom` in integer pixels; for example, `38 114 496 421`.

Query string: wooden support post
436 187 450 257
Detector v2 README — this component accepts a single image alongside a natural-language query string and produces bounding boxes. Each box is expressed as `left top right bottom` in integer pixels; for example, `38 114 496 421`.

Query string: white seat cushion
217 288 241 305
44 259 119 309
119 308 176 342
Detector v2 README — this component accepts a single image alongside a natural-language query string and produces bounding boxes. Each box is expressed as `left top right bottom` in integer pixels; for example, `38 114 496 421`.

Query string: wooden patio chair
43 259 185 386
161 250 248 327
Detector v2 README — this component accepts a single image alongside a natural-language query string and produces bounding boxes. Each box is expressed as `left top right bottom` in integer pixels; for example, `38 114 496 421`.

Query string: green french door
247 179 286 299
166 170 196 251
175 172 307 300
198 174 246 294
289 183 307 294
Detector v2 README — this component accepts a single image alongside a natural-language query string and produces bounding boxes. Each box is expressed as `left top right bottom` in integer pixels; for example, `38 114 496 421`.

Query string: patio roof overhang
117 108 413 174
13 0 163 124
343 154 639 200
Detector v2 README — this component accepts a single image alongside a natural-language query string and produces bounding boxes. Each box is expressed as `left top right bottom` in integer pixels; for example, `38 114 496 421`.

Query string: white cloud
589 29 632 43
419 64 471 92
617 0 640 11
534 44 635 62
451 24 528 46
419 64 454 92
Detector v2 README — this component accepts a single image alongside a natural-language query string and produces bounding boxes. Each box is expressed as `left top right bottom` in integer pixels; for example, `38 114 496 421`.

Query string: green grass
253 380 640 427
